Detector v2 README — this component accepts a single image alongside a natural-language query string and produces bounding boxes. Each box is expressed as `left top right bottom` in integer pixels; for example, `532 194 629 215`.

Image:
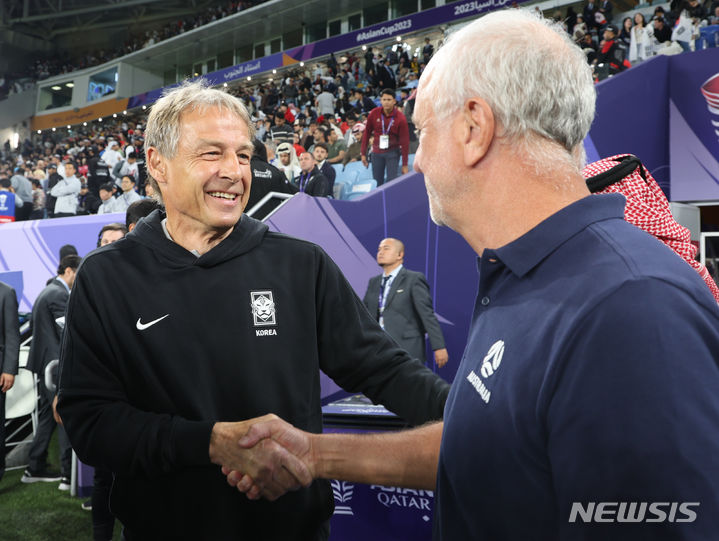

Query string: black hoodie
58 210 449 540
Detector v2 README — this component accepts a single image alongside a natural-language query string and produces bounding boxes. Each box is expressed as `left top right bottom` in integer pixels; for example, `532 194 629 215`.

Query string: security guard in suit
363 238 448 367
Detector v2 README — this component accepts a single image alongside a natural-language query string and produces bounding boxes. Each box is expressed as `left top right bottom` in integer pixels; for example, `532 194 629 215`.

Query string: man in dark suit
296 152 332 197
22 254 81 488
0 281 20 482
363 238 448 367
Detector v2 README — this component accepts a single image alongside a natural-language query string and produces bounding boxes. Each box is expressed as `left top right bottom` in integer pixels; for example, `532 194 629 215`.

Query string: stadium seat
346 179 378 200
334 172 358 200
332 163 344 177
344 161 374 181
699 25 719 49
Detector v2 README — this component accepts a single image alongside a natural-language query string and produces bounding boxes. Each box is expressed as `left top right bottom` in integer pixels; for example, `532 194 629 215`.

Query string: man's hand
221 415 316 501
361 156 369 168
0 373 15 393
434 348 449 368
210 416 313 501
52 394 62 425
401 165 409 175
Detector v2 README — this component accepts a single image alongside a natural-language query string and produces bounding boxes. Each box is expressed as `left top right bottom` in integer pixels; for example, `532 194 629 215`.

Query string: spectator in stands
29 179 46 219
352 89 377 114
595 24 628 74
315 86 335 117
247 138 297 212
652 16 673 44
326 129 347 165
103 140 124 181
112 175 142 214
268 111 294 145
296 151 332 196
10 167 32 221
343 122 365 166
578 31 598 64
311 142 336 187
275 142 302 182
584 0 599 30
77 182 101 215
45 163 61 217
88 148 110 196
49 161 81 218
618 17 633 47
115 152 139 186
599 0 614 24
422 38 435 64
23 254 82 490
361 88 410 185
97 182 118 214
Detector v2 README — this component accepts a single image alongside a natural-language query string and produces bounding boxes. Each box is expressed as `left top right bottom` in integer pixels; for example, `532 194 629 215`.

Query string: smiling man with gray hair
57 79 449 539
223 10 719 540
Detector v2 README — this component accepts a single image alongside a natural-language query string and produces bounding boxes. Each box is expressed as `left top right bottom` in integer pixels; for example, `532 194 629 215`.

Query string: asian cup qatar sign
330 480 434 541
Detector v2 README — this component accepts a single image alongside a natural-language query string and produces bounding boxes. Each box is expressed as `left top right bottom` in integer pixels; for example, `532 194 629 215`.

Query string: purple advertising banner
287 0 527 61
668 47 719 201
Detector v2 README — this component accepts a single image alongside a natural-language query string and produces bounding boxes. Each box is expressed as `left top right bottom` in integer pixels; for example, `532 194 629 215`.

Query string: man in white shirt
111 175 142 213
49 162 81 218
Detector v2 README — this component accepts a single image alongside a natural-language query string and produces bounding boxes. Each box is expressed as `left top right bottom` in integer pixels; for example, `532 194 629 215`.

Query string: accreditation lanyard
299 172 309 192
378 275 393 329
379 112 395 150
381 113 395 136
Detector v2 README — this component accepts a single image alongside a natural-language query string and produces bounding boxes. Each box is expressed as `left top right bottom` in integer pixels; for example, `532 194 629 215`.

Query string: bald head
376 238 405 273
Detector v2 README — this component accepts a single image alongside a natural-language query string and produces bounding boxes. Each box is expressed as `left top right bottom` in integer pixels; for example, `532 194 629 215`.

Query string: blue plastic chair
699 25 719 49
346 178 378 200
344 161 374 181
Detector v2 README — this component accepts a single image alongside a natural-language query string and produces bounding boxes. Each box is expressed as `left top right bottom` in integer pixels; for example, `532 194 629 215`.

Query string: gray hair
144 78 255 203
423 10 595 170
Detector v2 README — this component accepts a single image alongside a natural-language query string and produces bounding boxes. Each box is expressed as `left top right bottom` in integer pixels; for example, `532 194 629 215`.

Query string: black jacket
27 278 68 375
58 211 449 540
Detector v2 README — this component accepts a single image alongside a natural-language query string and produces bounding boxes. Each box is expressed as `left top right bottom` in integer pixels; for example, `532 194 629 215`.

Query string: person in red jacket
361 88 410 185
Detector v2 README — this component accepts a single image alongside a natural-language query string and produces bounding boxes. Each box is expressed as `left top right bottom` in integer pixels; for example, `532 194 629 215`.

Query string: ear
460 98 495 168
146 147 167 186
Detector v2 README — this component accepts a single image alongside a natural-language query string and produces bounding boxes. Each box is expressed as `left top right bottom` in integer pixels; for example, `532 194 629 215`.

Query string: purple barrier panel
325 426 434 541
590 55 671 196
0 213 125 311
668 48 719 201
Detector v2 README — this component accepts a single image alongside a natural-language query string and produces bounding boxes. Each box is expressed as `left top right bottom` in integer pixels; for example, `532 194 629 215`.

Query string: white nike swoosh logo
136 314 170 330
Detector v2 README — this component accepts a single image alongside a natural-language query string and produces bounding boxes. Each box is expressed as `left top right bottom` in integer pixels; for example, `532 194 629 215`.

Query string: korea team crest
250 291 276 326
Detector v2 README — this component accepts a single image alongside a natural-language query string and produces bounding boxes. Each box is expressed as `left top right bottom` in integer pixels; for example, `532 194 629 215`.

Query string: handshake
209 414 442 501
209 414 316 501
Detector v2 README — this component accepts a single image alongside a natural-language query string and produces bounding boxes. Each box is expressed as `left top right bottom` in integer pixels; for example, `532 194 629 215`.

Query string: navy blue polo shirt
434 194 719 540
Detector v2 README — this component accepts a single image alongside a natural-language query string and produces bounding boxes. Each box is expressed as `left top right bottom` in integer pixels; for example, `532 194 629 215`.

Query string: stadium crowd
0 0 263 101
3 0 719 102
0 46 427 220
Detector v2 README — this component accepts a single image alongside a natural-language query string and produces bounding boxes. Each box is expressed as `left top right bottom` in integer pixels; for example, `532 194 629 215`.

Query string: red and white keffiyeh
582 154 719 304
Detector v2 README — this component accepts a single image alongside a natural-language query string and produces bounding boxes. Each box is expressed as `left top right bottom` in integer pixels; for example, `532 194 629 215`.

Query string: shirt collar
491 193 626 278
55 276 70 294
384 264 403 280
